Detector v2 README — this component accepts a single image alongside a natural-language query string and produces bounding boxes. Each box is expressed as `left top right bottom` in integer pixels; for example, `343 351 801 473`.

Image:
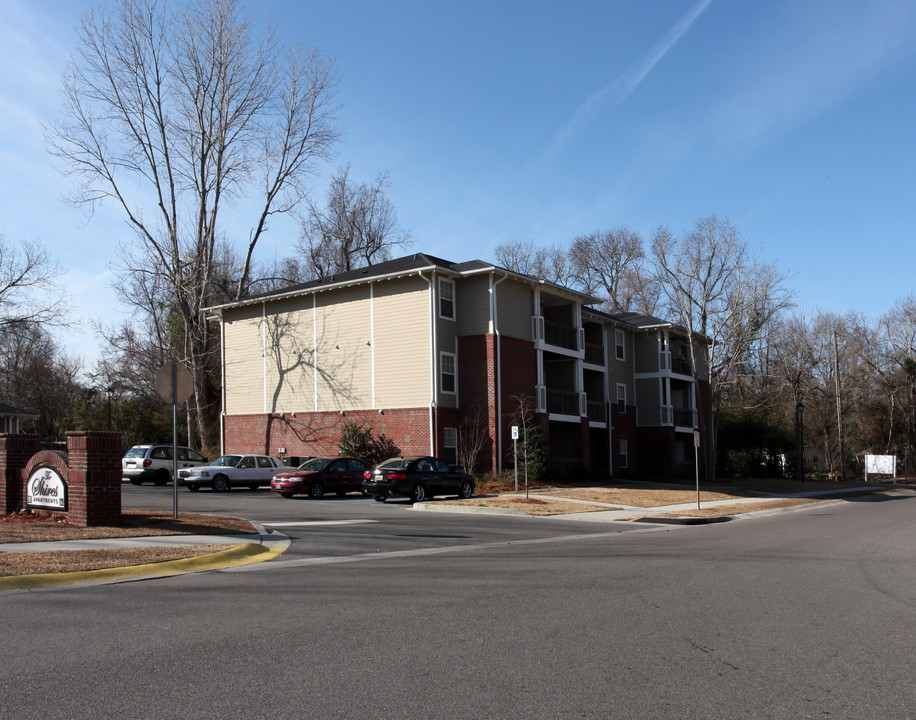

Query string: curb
0 521 291 592
0 542 286 591
411 503 529 517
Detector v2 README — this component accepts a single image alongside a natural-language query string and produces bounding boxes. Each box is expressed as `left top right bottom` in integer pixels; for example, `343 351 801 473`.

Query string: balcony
545 320 579 351
546 389 582 417
673 407 696 428
584 342 604 366
586 400 606 422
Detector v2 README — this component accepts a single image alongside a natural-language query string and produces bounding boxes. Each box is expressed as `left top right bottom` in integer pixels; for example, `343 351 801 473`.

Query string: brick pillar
66 431 122 527
0 434 40 513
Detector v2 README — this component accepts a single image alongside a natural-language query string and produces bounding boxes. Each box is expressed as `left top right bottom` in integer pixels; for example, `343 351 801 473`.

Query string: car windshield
124 447 148 458
212 455 241 467
297 458 330 471
378 458 411 470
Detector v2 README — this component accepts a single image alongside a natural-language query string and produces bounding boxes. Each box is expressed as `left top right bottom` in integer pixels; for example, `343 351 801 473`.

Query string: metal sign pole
694 429 701 511
172 363 179 519
511 425 519 492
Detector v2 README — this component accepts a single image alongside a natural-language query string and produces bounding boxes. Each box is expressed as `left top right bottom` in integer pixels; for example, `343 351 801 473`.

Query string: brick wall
64 432 122 526
0 434 40 513
225 408 434 459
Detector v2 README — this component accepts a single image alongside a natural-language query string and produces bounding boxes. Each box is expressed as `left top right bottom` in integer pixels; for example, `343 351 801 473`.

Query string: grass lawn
0 510 256 577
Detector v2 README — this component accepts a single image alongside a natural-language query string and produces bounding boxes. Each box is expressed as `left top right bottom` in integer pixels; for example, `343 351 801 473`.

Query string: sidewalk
414 484 904 522
0 524 291 591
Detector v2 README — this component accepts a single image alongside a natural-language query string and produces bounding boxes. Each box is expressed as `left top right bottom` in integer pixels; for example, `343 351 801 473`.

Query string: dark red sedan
270 457 370 499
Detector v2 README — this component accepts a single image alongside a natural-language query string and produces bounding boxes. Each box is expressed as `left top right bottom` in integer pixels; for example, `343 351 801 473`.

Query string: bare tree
299 164 411 279
46 0 340 447
0 236 67 333
456 405 491 476
568 228 646 312
652 215 793 481
494 240 574 287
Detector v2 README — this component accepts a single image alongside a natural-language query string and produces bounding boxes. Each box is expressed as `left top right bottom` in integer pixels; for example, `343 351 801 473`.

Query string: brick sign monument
0 431 122 527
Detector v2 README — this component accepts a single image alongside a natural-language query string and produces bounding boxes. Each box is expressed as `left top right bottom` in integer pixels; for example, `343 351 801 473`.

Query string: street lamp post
106 386 113 431
796 402 805 483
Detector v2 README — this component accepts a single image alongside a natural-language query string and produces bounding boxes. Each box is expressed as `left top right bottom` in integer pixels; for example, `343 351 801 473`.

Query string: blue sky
2 0 915 366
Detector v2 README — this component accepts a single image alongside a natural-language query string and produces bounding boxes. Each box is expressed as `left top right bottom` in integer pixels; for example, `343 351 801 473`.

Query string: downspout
370 282 376 408
262 302 268 413
313 294 318 411
419 270 437 454
491 272 509 471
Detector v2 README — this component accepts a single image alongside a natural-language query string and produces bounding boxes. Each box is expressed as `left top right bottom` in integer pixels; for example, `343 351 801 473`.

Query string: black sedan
363 456 474 503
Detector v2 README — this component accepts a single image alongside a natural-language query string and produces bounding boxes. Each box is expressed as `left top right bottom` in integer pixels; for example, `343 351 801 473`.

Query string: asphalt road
2 485 916 719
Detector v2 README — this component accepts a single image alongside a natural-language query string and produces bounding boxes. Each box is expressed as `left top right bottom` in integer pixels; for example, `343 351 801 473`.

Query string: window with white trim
440 352 457 394
616 383 627 414
619 439 628 468
443 427 458 466
615 329 625 361
439 278 455 320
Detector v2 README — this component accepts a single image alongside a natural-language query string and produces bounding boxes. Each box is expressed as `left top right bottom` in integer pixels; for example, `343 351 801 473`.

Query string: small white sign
511 425 519 440
27 467 67 510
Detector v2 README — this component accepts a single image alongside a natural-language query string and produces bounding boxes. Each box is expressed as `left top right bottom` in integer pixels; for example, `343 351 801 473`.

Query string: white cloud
540 0 715 165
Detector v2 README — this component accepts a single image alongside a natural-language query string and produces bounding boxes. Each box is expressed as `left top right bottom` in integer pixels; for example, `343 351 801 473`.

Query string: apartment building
209 253 710 478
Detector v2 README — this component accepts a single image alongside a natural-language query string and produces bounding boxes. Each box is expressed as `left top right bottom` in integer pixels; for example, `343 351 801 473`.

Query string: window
619 439 628 468
257 456 274 468
441 352 456 394
439 278 455 320
442 428 458 467
616 383 627 414
615 330 625 361
239 456 255 468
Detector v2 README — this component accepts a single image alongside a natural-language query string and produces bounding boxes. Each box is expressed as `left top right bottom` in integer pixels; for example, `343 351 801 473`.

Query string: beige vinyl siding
223 304 267 415
496 279 533 340
374 277 431 408
455 274 491 335
313 286 373 411
258 296 314 413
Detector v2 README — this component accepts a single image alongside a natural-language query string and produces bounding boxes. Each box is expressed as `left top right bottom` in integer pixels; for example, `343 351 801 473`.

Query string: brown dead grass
0 544 235 577
444 477 908 518
0 510 257 577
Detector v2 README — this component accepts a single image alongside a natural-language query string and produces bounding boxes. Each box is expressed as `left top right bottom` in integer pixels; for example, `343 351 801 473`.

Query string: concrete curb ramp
0 535 289 592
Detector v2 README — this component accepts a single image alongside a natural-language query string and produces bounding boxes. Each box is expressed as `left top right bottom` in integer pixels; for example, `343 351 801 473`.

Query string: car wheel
373 495 386 503
129 478 143 486
153 470 170 486
458 480 474 499
308 482 324 499
212 475 230 492
186 484 200 492
280 492 294 498
410 484 426 503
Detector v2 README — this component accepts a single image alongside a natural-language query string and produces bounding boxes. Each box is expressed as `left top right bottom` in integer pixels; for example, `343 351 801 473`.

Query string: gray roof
0 402 37 417
208 252 595 312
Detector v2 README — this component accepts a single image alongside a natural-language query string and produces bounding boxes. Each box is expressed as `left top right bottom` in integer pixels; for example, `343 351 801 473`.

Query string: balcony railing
586 400 606 422
673 407 696 428
584 342 604 365
544 320 579 351
546 389 581 416
672 357 693 375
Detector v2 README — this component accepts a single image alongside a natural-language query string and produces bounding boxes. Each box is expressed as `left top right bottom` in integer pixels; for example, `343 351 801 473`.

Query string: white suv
122 444 209 486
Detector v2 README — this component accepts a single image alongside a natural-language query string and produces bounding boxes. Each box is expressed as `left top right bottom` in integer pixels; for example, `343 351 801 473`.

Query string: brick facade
225 407 435 460
0 434 40 513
